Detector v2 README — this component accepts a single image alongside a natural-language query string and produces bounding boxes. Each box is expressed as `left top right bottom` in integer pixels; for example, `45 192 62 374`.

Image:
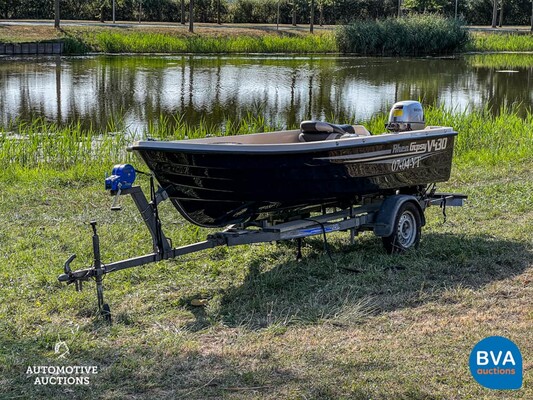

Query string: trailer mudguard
373 195 426 237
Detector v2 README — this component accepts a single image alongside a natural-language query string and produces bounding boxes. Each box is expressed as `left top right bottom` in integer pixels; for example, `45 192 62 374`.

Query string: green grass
67 29 338 54
469 32 533 52
0 107 532 399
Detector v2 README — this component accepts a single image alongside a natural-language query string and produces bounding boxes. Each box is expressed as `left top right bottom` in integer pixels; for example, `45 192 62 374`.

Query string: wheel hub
397 210 416 248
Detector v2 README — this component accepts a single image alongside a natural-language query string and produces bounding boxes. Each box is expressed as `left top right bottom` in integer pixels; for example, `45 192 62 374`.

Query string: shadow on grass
184 232 531 330
0 333 301 400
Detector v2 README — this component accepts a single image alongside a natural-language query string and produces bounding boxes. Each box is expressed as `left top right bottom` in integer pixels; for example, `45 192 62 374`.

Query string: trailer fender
373 195 426 237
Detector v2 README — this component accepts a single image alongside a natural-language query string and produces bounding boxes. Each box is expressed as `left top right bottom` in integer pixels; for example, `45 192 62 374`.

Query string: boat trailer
58 164 466 321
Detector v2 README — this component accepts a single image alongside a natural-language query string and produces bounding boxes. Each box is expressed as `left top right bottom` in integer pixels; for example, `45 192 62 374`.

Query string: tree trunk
277 0 280 30
491 0 498 28
310 0 314 33
292 2 297 26
54 0 60 29
531 0 533 32
319 3 323 26
217 0 221 25
189 0 194 33
499 0 504 27
181 0 185 24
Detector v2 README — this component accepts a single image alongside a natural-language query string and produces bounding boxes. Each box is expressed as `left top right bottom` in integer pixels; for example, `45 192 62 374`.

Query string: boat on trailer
130 101 455 228
58 101 466 320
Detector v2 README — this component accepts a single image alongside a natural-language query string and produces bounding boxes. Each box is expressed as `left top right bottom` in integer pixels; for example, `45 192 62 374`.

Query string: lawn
0 106 531 398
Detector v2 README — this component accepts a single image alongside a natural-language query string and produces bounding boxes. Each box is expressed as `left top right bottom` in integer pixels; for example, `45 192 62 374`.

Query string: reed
336 14 469 56
1 106 531 179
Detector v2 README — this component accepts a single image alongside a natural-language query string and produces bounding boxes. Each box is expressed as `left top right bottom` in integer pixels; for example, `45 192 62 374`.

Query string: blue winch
105 164 136 192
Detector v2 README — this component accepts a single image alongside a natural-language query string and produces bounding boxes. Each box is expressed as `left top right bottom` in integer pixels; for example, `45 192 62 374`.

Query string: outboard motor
386 100 425 133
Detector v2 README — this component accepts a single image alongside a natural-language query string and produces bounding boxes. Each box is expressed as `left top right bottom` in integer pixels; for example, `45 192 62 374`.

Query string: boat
129 101 457 227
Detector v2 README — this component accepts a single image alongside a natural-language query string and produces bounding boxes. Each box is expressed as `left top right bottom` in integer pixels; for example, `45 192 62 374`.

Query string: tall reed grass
1 106 530 176
336 14 469 56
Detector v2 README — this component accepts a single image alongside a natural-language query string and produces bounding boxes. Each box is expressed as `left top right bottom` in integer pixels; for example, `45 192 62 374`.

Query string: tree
492 0 498 27
189 0 194 32
310 0 314 32
55 0 60 28
317 0 332 26
403 0 447 13
181 0 185 24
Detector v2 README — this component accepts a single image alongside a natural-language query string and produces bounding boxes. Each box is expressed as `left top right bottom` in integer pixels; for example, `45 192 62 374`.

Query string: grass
0 107 532 398
0 25 338 54
469 32 533 52
84 30 337 54
2 23 533 55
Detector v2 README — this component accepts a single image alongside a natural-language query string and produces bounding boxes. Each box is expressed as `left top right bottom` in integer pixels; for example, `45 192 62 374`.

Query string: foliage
464 0 533 25
336 14 470 56
403 0 449 13
4 0 532 25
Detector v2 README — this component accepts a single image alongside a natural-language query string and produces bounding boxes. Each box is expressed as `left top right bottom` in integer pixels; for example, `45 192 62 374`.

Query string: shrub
336 14 470 56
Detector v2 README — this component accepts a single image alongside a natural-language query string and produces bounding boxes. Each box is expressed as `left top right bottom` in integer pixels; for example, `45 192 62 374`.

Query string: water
0 54 531 132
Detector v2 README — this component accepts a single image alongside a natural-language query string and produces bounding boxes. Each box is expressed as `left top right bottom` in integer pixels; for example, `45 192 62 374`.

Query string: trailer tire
382 201 421 254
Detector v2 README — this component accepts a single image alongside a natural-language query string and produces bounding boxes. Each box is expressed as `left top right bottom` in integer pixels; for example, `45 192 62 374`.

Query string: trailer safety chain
440 197 447 223
303 218 335 264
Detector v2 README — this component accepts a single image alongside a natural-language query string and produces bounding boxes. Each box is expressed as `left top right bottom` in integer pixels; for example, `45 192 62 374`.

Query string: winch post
117 187 172 254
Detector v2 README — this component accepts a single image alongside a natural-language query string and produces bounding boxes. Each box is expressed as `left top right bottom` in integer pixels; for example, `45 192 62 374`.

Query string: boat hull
132 130 456 227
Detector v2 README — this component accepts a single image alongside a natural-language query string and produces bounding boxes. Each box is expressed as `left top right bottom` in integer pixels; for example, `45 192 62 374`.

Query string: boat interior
184 123 446 146
185 120 374 145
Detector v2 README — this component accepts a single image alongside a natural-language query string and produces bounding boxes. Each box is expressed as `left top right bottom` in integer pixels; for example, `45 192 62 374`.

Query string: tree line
2 1 532 28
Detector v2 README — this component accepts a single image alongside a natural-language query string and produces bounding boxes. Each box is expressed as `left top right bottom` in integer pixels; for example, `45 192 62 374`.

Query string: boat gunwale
129 127 458 155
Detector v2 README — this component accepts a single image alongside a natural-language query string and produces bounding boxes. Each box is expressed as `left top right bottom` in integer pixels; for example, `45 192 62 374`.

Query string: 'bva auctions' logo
469 336 523 390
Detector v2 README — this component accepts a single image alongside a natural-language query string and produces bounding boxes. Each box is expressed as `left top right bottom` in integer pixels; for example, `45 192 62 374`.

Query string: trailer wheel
382 202 421 254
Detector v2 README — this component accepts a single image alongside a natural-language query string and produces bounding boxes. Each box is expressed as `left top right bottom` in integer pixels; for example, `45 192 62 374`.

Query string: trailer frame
58 183 466 321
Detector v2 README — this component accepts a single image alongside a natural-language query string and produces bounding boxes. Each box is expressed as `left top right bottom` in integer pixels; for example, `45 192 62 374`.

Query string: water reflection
0 54 531 132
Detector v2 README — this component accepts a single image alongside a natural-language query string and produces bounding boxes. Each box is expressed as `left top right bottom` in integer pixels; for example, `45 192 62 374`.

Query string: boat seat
298 121 371 142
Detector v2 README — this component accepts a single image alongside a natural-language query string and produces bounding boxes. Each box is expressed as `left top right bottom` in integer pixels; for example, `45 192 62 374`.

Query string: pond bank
1 23 532 55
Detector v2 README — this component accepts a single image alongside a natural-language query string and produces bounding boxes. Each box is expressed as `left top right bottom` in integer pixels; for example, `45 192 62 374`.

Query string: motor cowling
386 100 425 132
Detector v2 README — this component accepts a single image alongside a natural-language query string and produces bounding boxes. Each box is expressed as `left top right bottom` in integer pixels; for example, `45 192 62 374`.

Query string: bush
336 14 470 56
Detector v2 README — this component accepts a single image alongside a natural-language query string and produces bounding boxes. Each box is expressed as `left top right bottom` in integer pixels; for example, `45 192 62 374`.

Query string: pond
0 53 531 132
